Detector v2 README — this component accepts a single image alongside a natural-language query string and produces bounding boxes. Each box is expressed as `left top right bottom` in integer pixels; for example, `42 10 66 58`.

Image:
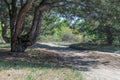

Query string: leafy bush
39 19 83 42
39 35 60 42
61 32 79 42
61 27 81 42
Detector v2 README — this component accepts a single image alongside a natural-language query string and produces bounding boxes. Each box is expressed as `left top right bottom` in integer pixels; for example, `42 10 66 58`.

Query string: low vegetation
70 43 120 52
0 44 83 80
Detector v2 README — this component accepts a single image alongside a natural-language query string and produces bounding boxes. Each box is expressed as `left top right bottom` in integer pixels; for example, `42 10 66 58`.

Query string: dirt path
32 43 120 80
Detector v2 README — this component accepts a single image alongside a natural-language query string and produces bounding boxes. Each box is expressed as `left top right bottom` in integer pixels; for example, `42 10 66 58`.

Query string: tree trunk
106 26 113 45
9 0 34 52
5 0 48 52
11 38 26 52
10 7 43 52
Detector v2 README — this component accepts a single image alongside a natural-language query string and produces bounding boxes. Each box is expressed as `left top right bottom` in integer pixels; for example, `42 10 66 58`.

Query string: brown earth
32 43 120 80
0 43 120 80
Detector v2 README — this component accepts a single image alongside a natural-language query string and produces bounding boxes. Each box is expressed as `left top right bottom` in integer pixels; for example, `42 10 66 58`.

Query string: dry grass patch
0 48 83 80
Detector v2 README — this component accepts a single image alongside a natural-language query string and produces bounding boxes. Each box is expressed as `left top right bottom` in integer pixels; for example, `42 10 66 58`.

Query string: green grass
0 44 83 80
0 43 10 48
70 43 120 52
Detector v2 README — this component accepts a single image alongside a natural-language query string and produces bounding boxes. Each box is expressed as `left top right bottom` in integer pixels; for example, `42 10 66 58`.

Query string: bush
38 35 61 42
61 32 79 42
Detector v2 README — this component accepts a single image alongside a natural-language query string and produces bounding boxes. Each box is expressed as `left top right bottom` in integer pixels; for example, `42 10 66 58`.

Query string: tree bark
6 0 50 52
11 20 42 52
10 0 34 52
11 38 26 52
11 5 43 52
3 0 65 52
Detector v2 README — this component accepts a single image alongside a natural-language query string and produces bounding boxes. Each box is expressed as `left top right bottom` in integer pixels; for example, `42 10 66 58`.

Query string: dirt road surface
32 43 120 80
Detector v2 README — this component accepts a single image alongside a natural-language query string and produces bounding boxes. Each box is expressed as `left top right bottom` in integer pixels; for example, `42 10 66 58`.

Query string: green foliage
0 0 120 45
64 70 83 80
40 13 82 42
0 22 2 40
24 74 35 80
0 43 10 48
60 27 80 42
41 11 61 36
72 18 120 44
39 35 60 42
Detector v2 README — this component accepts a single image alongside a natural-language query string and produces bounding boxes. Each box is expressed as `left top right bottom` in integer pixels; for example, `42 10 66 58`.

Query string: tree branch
4 0 11 11
20 0 24 6
4 0 10 7
38 0 77 12
13 0 34 38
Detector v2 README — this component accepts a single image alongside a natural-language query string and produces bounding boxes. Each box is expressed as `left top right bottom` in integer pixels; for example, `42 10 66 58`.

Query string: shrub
61 32 79 42
39 35 61 42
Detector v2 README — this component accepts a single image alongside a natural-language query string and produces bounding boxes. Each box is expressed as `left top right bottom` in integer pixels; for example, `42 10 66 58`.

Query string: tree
1 0 119 52
0 0 82 52
84 0 120 45
72 0 120 45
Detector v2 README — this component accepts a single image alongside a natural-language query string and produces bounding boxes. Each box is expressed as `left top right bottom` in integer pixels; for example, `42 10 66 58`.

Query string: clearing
0 43 120 80
31 43 120 80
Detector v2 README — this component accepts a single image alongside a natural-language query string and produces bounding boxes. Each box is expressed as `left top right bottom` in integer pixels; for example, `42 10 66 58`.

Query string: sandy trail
32 43 120 80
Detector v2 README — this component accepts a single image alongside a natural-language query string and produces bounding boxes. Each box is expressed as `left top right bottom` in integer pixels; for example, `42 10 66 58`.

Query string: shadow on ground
0 43 116 72
69 43 120 53
0 48 67 70
28 43 111 71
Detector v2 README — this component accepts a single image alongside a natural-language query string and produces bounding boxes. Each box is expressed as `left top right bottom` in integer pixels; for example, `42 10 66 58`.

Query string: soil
32 43 120 80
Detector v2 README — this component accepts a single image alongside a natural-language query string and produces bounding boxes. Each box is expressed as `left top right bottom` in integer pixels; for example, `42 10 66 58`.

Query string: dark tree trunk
11 38 26 52
9 0 34 52
10 4 43 52
4 0 51 52
106 26 113 45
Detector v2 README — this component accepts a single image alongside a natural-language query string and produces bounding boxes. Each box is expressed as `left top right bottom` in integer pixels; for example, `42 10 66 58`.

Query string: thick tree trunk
10 8 43 52
10 0 34 52
11 38 26 52
106 26 113 45
8 0 48 52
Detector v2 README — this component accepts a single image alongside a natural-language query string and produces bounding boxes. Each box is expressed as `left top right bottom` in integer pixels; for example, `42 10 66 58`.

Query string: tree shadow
28 43 110 71
0 49 67 70
69 43 120 53
0 43 115 72
60 55 110 71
